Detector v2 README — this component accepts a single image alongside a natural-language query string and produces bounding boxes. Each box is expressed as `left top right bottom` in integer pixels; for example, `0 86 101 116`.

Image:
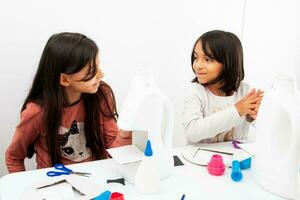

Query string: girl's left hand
119 130 132 139
247 90 264 121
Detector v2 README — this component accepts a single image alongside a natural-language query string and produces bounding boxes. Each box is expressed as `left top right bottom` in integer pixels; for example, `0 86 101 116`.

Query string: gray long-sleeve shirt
183 82 251 143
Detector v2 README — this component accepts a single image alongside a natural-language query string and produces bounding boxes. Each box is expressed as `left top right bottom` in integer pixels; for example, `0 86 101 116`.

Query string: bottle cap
207 154 225 176
231 160 243 182
239 157 251 170
145 140 153 157
110 192 125 200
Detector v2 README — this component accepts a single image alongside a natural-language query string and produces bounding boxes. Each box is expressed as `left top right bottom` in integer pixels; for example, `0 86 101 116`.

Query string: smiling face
192 41 223 85
66 54 103 94
60 54 104 104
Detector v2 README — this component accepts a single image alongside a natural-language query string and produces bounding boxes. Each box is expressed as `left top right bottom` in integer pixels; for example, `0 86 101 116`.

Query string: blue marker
181 194 185 200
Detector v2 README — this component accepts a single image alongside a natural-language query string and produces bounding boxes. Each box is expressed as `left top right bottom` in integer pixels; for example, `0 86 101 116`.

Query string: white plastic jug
252 74 300 199
117 69 174 183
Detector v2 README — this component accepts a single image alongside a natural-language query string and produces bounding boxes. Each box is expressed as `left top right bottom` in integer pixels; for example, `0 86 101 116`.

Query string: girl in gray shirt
183 30 263 143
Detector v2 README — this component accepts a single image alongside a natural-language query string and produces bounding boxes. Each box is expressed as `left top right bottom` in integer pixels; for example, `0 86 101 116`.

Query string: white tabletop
0 148 284 200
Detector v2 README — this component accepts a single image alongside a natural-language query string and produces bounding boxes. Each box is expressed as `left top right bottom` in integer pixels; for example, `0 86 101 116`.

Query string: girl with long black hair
6 32 131 173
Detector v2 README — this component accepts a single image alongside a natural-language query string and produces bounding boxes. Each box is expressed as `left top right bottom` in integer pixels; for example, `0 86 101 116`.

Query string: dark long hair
191 30 244 95
23 32 118 165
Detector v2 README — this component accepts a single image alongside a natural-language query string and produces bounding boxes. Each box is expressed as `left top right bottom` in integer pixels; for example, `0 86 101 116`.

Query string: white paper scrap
107 145 143 165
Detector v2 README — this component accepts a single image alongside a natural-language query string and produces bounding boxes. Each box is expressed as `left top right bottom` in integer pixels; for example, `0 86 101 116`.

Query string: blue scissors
46 164 91 177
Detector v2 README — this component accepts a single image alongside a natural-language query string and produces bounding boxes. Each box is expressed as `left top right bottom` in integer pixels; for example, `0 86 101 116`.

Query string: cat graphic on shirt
58 120 91 162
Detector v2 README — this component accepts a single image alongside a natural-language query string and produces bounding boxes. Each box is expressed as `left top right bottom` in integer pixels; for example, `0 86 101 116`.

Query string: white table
0 149 284 200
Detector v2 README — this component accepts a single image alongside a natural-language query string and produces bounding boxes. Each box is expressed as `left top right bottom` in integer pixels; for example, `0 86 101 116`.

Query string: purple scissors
46 164 91 177
232 140 252 155
232 140 243 149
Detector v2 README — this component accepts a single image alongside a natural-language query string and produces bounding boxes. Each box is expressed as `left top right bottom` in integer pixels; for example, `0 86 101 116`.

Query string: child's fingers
250 98 263 112
254 90 264 98
257 98 263 105
250 99 262 111
246 103 258 112
247 89 264 100
248 104 258 109
245 89 256 98
248 110 257 116
255 97 263 108
246 91 263 101
256 89 264 96
248 97 262 104
248 90 263 100
248 92 264 103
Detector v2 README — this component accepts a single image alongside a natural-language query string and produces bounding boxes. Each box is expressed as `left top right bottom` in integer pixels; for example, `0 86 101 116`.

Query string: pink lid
110 192 124 200
207 154 225 176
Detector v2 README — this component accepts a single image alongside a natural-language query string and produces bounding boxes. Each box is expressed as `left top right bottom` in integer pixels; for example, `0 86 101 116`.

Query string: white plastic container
117 69 174 183
296 174 300 200
251 74 300 199
135 140 160 195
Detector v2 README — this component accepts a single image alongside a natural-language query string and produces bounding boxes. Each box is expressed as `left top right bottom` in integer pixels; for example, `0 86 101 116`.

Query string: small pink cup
207 154 225 176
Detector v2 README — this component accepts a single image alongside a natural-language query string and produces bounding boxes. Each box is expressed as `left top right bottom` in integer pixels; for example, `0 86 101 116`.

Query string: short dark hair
191 30 244 95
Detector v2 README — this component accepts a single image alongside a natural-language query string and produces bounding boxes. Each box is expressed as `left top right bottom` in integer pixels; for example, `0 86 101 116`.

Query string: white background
0 0 299 177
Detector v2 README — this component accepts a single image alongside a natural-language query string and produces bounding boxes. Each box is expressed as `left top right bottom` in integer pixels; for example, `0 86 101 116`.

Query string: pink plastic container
207 154 225 176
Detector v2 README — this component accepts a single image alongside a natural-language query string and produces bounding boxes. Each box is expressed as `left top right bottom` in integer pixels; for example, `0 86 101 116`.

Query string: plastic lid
231 171 243 182
144 140 153 157
110 192 125 200
207 154 225 176
240 157 251 170
231 160 243 182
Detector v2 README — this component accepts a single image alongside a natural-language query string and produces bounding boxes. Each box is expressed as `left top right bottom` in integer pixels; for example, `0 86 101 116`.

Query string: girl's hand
247 91 264 121
119 130 132 139
235 89 264 117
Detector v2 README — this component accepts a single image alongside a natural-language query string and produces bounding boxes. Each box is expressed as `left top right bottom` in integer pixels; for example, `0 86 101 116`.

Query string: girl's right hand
235 89 264 117
119 130 132 139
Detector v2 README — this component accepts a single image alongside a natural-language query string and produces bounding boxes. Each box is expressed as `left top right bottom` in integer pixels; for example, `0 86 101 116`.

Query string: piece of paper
65 175 99 198
37 181 74 199
181 144 233 167
23 175 101 200
181 141 255 167
181 142 235 166
194 141 235 154
238 143 256 155
107 145 143 165
23 178 74 200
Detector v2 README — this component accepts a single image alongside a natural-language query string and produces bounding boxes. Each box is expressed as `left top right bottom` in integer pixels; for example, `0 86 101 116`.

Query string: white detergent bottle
135 140 160 195
296 174 300 200
252 74 300 199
